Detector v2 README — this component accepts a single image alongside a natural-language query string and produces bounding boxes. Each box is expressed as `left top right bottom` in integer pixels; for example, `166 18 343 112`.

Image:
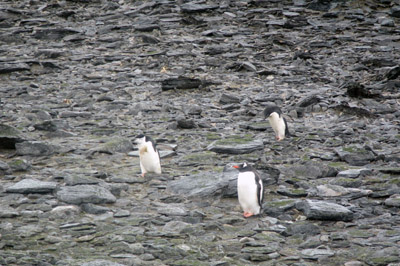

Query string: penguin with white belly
263 105 290 141
232 162 264 218
134 134 161 177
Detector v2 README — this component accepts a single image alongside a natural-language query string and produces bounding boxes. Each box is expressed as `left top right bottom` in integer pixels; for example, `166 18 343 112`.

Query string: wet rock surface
1 0 400 265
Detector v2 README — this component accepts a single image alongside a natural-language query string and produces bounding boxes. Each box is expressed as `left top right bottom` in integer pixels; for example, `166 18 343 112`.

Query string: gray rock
296 199 354 221
308 184 372 198
157 205 188 216
337 168 372 178
49 205 81 220
166 171 231 199
176 117 196 129
390 6 400 18
263 199 299 217
277 185 308 197
0 160 11 175
163 221 192 233
15 141 56 156
33 120 69 132
301 246 334 259
59 111 91 118
219 93 240 104
385 194 400 207
64 175 100 186
207 139 264 154
6 179 57 194
161 76 204 90
81 260 126 266
8 159 31 172
363 246 400 266
282 222 321 236
0 62 30 74
57 185 116 204
92 137 133 154
180 3 219 13
282 160 337 179
335 146 376 166
0 124 25 149
81 203 110 214
0 207 19 218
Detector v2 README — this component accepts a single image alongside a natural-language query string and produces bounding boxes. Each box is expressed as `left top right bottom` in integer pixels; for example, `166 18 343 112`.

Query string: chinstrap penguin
263 105 290 141
233 162 264 218
134 134 161 177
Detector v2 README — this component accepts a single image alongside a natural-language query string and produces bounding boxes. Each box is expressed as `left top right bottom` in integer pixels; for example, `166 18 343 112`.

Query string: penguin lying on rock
233 162 264 218
134 134 161 177
263 105 290 141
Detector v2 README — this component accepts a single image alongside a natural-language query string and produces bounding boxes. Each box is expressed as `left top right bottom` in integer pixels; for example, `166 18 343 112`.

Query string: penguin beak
232 165 239 169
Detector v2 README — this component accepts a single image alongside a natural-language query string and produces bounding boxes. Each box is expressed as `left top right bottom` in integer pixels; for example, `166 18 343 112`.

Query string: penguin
263 105 290 141
232 162 264 218
134 134 161 177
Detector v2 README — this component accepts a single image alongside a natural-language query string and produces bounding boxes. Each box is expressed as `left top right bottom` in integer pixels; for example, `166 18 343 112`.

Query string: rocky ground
1 0 400 265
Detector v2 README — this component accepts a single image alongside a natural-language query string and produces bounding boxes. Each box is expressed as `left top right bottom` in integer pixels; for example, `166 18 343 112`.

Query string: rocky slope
1 0 400 265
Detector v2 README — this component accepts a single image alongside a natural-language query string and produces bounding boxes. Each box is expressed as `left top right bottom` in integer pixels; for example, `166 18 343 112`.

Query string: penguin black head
232 162 253 172
263 105 282 118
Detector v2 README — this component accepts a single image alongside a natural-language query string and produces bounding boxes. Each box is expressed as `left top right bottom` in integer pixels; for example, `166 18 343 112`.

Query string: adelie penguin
263 104 290 141
233 162 264 218
134 134 161 177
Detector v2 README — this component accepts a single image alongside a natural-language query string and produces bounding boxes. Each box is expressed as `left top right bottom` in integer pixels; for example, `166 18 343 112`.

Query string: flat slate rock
296 199 354 221
385 195 400 207
57 185 116 205
81 260 126 266
92 137 133 154
0 62 30 74
337 168 372 178
166 171 233 199
335 146 377 166
161 76 203 91
207 139 264 154
282 160 337 179
6 179 57 194
180 3 219 13
15 141 56 156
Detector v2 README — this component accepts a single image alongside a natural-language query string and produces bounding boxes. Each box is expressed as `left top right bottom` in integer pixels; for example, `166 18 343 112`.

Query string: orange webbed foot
243 212 254 218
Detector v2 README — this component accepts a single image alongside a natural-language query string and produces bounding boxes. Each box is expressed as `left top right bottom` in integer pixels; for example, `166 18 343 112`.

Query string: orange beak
232 165 239 169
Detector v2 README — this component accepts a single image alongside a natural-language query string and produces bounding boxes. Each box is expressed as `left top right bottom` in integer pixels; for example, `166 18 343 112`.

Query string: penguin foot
276 136 282 141
243 212 254 218
141 173 146 177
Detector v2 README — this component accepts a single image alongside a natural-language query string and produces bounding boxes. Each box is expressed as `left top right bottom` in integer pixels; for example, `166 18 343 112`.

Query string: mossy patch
328 161 351 170
214 134 254 146
181 151 218 165
205 133 220 141
348 229 375 238
369 256 400 265
265 199 296 208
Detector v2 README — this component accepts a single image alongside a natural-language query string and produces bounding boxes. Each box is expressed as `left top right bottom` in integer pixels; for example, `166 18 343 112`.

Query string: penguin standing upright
233 162 264 218
263 105 290 141
134 134 161 177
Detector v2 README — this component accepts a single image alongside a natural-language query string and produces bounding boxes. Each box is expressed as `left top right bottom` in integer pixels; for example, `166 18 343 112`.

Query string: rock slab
57 185 116 205
6 179 57 194
296 199 354 221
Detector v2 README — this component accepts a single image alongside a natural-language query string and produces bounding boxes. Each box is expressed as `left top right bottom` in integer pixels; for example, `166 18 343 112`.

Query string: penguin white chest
138 143 161 174
268 112 286 140
237 172 262 215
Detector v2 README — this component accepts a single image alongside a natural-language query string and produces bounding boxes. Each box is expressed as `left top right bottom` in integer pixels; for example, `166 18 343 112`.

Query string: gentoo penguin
233 162 264 218
134 134 161 177
263 105 290 141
